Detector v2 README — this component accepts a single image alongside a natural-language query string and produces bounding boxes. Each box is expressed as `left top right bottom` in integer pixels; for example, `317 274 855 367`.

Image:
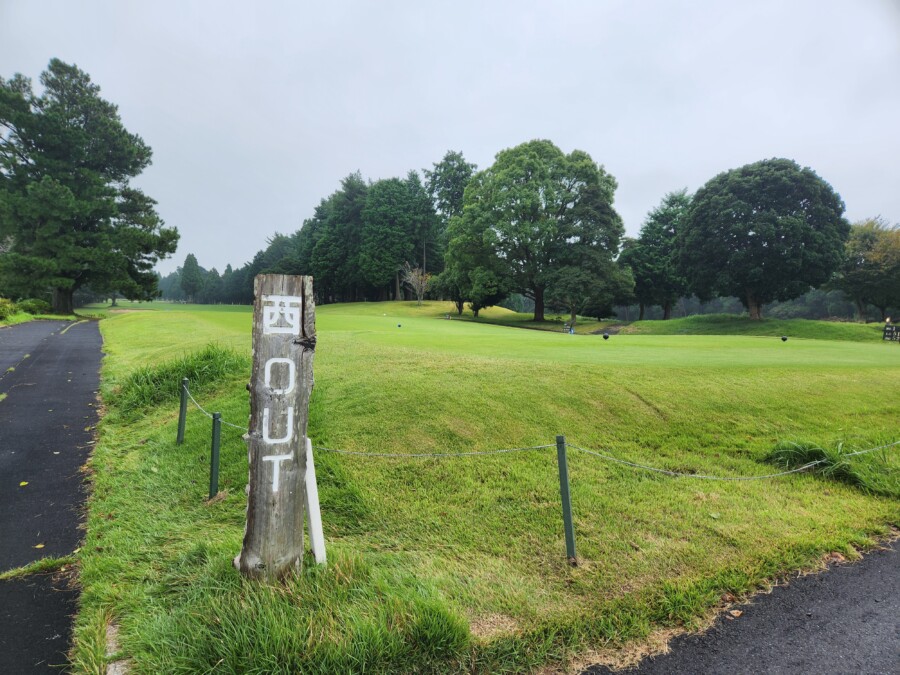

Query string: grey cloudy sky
2 1 899 275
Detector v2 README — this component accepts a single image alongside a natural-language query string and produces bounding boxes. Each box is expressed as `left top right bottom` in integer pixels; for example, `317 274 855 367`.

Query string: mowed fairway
75 302 900 673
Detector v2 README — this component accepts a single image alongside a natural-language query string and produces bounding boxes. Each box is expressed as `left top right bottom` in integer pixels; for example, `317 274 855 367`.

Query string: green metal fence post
176 377 188 445
209 412 221 499
555 434 577 564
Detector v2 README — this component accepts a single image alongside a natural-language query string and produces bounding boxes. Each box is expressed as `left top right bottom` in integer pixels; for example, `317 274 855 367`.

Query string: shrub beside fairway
0 310 77 327
72 302 899 672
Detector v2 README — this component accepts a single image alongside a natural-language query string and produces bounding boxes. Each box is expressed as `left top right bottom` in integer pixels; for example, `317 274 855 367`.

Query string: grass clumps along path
110 343 249 415
71 301 899 673
768 440 900 498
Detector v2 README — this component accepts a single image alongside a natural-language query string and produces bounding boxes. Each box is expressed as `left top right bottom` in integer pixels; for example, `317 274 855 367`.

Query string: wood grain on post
237 274 316 579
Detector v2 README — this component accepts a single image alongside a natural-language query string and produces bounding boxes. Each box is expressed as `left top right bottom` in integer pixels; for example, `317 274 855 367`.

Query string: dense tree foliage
545 261 634 324
441 204 510 317
0 59 177 312
154 146 889 326
618 190 690 319
305 172 368 302
180 253 203 302
160 162 451 305
425 151 477 223
360 177 419 296
830 217 900 321
679 158 849 320
452 140 625 321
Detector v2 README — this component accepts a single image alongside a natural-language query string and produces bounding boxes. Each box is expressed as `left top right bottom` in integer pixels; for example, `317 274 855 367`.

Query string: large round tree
457 139 623 322
679 158 849 319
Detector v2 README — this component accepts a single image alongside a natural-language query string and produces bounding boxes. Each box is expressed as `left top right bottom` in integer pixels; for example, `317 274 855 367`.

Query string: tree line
164 142 899 323
161 154 474 306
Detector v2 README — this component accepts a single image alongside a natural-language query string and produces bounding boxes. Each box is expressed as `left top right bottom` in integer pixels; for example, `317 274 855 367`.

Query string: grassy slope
73 302 900 673
620 313 887 341
354 302 886 340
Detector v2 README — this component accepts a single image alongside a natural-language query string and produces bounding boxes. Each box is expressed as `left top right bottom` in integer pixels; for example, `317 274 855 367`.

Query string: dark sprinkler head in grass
603 333 610 340
782 336 788 342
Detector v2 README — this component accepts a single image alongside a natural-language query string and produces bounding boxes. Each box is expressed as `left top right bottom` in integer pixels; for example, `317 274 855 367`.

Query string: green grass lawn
71 301 899 673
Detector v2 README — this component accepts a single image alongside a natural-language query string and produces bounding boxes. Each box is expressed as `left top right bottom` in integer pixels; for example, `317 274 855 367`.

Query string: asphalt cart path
0 320 62 373
584 540 899 675
0 319 102 673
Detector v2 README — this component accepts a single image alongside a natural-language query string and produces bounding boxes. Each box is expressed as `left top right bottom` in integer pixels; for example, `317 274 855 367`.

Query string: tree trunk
237 275 315 580
455 299 464 315
52 288 74 315
746 291 763 320
638 303 645 321
570 308 577 327
395 272 401 301
855 297 867 323
533 287 545 322
663 302 672 320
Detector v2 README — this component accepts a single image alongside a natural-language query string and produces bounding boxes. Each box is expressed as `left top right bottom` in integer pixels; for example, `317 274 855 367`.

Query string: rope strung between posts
184 385 247 431
312 444 556 458
841 439 900 457
568 444 825 481
568 439 900 481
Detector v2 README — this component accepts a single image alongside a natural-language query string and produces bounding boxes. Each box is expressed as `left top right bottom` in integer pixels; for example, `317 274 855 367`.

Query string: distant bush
113 344 250 413
17 298 52 315
0 298 18 320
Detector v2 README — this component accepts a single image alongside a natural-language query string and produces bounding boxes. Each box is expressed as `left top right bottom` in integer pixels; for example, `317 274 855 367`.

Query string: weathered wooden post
236 274 316 579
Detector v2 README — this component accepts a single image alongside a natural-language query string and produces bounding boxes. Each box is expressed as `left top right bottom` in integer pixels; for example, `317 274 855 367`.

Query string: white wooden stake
305 437 326 565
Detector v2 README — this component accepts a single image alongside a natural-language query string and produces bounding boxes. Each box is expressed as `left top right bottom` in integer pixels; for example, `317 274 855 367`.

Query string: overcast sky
2 1 899 275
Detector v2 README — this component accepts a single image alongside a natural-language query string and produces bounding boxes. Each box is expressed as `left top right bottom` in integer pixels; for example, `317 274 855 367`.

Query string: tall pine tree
0 59 178 312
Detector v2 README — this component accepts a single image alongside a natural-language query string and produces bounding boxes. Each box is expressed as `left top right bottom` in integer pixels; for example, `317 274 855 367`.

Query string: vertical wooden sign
237 274 316 579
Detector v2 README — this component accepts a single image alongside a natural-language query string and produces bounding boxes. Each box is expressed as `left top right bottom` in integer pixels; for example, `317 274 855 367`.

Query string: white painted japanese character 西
262 295 302 335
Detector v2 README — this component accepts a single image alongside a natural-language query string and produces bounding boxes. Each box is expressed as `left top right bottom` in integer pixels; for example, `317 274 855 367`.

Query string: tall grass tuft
767 440 900 498
112 343 249 414
131 545 471 674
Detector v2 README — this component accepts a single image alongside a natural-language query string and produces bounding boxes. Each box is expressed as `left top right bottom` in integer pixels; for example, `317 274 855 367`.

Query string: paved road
584 540 899 675
0 320 102 673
